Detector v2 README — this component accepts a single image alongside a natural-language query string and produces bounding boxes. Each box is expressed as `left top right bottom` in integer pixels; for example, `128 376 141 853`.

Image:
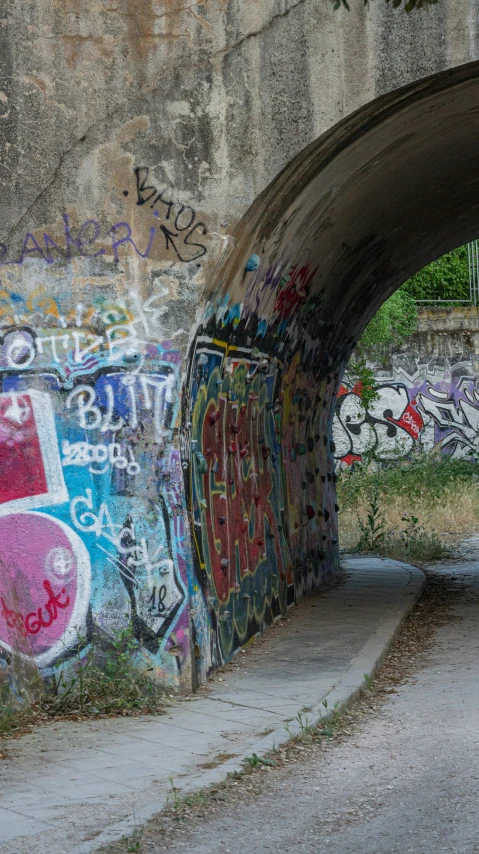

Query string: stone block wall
334 307 479 464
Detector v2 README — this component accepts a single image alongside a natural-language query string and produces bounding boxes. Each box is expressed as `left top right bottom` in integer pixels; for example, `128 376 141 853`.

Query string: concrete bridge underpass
187 61 479 682
0 2 479 695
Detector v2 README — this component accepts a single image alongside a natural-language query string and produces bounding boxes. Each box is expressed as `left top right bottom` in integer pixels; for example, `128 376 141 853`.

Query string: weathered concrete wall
335 307 479 464
1 2 479 693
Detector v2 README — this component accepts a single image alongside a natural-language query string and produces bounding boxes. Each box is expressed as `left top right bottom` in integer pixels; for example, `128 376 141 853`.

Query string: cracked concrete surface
122 560 479 854
1 1 478 245
0 558 423 854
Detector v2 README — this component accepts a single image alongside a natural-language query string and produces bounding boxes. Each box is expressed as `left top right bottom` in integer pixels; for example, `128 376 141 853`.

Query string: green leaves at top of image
331 0 439 10
388 0 439 9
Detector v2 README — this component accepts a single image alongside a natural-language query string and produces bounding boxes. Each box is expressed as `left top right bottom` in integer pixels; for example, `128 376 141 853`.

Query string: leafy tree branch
331 0 438 11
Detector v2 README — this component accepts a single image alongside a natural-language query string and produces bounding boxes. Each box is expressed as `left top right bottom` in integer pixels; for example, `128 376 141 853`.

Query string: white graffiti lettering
65 373 176 444
70 489 168 575
65 385 125 432
334 385 418 462
6 334 35 367
62 439 140 475
416 389 479 458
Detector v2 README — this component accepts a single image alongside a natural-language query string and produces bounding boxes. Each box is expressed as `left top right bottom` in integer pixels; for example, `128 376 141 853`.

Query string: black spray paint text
133 166 208 263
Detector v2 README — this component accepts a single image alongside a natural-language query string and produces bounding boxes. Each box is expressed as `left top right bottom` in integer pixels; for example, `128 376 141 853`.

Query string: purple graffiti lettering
43 232 68 263
109 222 155 262
63 213 82 256
18 233 46 264
77 219 105 258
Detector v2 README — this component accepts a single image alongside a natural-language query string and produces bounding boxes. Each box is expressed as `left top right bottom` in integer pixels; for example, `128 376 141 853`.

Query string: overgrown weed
338 454 478 558
167 778 209 811
0 626 166 739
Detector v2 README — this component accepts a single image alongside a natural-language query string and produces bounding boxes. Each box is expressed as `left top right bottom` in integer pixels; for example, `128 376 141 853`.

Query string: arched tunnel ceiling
212 61 479 375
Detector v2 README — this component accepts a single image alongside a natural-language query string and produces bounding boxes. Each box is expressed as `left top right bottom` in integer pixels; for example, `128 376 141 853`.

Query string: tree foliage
344 356 380 410
357 288 418 357
331 0 438 10
346 240 471 408
347 289 417 408
402 245 469 302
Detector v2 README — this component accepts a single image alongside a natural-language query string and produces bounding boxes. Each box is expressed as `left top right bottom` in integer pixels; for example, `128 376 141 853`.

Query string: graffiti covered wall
2 4 479 695
334 344 479 464
0 166 212 692
184 261 338 682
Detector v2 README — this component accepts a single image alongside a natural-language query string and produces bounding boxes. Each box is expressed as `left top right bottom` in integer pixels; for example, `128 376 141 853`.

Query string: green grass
338 454 479 559
338 454 479 511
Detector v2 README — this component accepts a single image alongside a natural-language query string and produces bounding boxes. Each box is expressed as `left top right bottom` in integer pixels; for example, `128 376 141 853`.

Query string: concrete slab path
0 557 424 854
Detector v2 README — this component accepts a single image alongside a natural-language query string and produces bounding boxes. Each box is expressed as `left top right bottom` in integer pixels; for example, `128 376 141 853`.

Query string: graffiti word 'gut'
1 580 70 637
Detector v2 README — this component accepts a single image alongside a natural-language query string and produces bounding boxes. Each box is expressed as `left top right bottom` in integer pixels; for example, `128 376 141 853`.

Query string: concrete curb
75 559 425 853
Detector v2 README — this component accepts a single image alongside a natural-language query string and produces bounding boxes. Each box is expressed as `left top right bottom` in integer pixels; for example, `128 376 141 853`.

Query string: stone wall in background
334 307 479 464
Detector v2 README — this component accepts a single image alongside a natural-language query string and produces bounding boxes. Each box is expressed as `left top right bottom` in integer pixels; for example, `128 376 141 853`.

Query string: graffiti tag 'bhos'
0 175 208 268
334 378 479 464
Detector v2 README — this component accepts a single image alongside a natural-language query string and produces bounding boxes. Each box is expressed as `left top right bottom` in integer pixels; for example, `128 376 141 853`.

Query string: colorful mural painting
0 273 190 688
0 214 340 690
184 261 339 681
334 373 479 464
9 203 475 695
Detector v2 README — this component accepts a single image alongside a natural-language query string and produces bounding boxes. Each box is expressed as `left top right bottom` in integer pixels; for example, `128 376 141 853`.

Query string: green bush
337 454 478 512
350 288 418 399
358 288 417 356
402 245 470 302
354 243 471 371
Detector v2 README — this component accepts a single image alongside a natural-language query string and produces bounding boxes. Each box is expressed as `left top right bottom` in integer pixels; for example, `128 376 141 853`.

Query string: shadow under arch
186 60 479 678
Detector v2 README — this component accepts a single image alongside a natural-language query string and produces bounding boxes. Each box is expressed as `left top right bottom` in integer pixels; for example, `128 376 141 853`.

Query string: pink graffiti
0 513 85 660
0 393 48 505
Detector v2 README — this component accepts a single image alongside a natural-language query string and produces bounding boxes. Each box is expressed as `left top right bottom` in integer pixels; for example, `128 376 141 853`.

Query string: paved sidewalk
0 557 424 854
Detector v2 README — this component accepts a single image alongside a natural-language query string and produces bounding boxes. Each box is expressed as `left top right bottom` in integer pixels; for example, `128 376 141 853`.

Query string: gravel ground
102 554 479 854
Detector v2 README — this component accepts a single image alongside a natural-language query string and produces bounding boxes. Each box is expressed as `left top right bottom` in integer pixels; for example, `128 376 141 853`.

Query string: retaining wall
335 307 479 464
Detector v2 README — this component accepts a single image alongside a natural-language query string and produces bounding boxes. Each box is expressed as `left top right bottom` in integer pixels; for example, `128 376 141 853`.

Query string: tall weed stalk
338 455 471 560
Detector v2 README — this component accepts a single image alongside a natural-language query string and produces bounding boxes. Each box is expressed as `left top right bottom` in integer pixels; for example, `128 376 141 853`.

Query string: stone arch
186 60 479 679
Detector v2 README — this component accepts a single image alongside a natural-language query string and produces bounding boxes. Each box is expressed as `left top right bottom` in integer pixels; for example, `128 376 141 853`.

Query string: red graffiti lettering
201 393 284 602
273 264 318 320
1 580 70 637
1 599 27 637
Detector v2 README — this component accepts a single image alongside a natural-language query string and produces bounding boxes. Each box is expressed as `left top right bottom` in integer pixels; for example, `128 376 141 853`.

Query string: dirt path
105 559 479 854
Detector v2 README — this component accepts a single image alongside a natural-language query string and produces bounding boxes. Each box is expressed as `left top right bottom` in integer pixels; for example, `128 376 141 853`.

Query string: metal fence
468 240 479 306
